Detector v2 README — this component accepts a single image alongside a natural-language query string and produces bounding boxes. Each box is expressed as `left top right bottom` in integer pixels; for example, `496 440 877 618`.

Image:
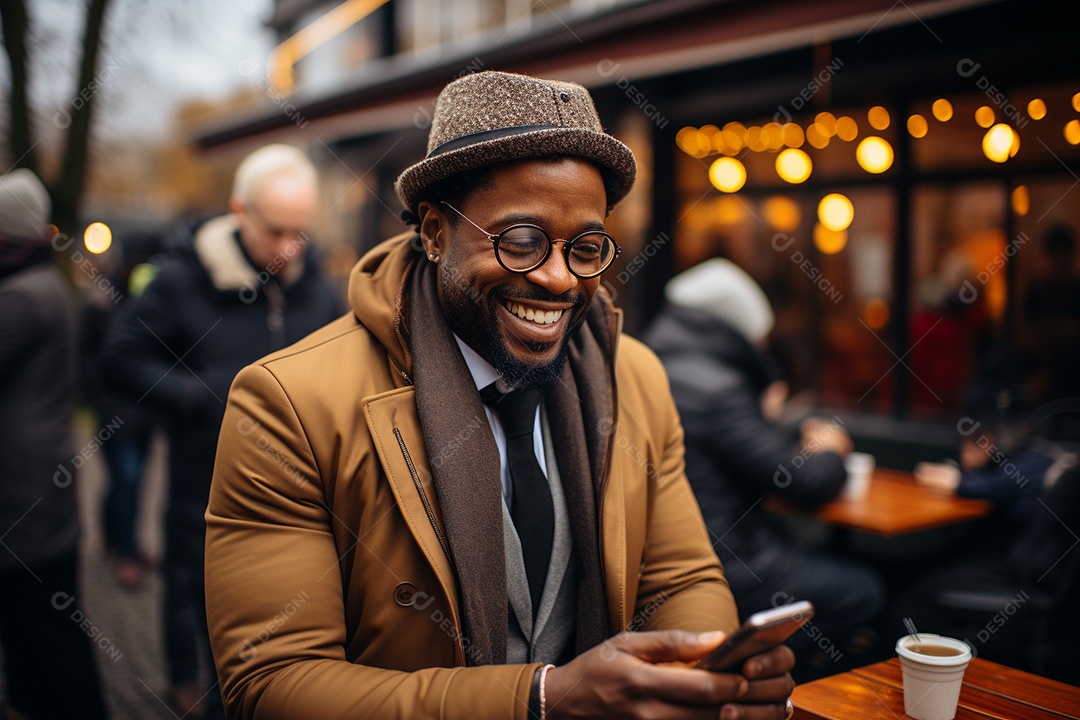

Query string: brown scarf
408 257 611 665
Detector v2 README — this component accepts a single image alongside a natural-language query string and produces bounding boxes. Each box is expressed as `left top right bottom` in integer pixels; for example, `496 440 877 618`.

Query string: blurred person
1022 225 1080 435
205 71 796 720
100 145 340 719
642 258 885 678
0 169 109 719
1024 224 1080 319
915 350 1066 549
897 365 1078 671
79 251 161 589
909 248 990 414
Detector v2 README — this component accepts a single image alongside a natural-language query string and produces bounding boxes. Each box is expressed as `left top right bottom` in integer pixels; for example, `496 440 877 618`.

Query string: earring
428 228 443 262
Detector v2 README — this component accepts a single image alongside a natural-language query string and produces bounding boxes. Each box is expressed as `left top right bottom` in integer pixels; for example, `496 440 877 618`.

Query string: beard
438 266 589 391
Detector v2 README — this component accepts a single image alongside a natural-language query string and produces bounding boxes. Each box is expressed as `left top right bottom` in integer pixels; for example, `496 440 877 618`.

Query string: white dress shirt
453 335 548 509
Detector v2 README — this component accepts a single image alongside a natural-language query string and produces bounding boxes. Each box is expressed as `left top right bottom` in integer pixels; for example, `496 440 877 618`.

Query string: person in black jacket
1 169 110 720
642 257 884 676
100 144 341 719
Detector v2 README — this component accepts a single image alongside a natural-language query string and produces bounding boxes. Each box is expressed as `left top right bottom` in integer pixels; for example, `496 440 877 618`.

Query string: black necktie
481 383 555 617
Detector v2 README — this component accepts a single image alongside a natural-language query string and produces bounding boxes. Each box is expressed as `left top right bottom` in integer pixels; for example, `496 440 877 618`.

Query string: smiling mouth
504 300 565 325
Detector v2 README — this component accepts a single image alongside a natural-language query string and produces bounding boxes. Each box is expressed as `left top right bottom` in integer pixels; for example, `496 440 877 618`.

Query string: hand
760 381 790 422
543 630 795 720
914 461 961 494
799 418 853 456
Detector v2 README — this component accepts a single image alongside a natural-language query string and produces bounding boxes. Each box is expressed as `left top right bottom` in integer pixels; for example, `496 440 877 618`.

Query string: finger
738 644 795 678
624 664 750 707
736 674 795 704
616 629 729 664
719 701 791 720
607 699 752 720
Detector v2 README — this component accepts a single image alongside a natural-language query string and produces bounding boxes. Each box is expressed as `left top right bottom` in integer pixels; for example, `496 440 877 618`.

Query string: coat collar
192 214 306 292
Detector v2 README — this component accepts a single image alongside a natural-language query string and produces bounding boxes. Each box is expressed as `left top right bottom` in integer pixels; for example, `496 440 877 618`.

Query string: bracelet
539 663 555 720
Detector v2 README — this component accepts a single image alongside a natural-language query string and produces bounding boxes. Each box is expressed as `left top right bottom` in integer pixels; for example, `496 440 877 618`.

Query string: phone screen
694 601 814 671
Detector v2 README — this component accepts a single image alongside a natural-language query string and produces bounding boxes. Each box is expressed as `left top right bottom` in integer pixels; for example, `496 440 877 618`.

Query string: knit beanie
664 257 775 344
0 169 51 243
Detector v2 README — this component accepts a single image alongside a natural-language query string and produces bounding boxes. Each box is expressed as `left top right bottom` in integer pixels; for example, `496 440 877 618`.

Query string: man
101 144 340 718
205 71 795 720
0 169 109 719
642 258 883 677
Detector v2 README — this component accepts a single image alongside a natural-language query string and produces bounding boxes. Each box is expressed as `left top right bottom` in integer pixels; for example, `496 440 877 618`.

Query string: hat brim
395 127 636 213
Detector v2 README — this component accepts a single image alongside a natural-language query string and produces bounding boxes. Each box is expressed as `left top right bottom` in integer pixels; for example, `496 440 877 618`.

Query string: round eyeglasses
440 201 621 279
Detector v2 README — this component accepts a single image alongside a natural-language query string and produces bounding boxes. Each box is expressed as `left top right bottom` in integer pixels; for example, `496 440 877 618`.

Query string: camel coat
205 232 737 719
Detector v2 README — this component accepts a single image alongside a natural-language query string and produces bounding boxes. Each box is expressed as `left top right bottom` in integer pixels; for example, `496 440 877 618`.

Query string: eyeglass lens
497 226 616 276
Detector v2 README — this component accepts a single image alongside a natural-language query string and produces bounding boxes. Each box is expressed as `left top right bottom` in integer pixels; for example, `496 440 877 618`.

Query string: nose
524 241 578 296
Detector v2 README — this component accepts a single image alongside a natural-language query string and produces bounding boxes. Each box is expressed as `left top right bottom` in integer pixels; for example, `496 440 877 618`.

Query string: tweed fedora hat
395 70 636 213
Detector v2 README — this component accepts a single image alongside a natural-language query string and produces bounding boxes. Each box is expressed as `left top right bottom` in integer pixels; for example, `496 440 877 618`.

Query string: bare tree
1 0 112 235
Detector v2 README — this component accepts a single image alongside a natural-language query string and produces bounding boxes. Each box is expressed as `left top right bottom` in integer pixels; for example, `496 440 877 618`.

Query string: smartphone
694 600 814 672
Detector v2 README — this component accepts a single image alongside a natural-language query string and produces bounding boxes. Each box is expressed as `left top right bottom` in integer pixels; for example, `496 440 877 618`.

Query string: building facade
197 0 1080 453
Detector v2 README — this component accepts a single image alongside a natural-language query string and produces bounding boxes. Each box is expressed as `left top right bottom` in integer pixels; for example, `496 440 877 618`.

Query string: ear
229 195 246 217
417 200 446 259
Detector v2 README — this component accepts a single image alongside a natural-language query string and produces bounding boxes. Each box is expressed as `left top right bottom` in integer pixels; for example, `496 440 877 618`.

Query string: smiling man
205 71 796 720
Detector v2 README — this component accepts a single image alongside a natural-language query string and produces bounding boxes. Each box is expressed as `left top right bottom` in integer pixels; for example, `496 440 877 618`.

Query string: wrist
528 666 541 718
529 664 555 720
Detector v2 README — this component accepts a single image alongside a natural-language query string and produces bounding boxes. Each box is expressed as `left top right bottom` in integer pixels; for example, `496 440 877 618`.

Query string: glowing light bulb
818 193 854 232
775 148 812 184
763 196 801 232
782 123 805 148
84 222 112 254
806 123 830 149
1011 185 1030 217
907 114 928 138
982 123 1015 163
1027 99 1046 121
856 136 894 173
1065 119 1080 145
835 116 858 141
709 157 746 193
813 223 848 254
932 98 953 122
868 106 890 130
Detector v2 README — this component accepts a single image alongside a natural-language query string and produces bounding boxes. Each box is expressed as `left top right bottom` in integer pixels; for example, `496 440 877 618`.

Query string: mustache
493 286 585 306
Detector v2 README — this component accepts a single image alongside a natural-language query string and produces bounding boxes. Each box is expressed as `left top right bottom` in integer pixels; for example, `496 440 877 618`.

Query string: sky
20 0 275 142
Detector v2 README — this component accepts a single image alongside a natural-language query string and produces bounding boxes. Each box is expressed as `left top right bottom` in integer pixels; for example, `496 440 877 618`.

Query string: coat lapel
362 387 459 611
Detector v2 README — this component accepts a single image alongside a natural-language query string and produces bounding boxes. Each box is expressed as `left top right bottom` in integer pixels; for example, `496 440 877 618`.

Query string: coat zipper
392 428 452 564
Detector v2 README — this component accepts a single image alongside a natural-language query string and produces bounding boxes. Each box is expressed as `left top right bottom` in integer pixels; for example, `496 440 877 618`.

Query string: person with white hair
100 144 340 719
643 257 885 680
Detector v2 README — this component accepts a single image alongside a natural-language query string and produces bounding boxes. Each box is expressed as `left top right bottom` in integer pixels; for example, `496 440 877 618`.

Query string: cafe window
909 182 1006 420
671 81 1080 437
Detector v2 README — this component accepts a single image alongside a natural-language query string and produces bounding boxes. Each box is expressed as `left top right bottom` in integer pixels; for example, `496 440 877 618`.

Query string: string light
709 157 746 193
775 148 812 184
856 136 894 173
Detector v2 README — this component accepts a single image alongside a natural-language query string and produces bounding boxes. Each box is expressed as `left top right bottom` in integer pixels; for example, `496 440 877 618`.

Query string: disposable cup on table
895 633 972 720
843 451 875 500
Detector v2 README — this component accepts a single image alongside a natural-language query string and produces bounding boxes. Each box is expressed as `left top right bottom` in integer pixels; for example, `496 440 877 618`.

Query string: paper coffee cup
895 634 972 720
843 451 875 500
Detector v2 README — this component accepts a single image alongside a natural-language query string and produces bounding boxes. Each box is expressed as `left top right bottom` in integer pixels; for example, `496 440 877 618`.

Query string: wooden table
792 657 1080 719
769 468 992 537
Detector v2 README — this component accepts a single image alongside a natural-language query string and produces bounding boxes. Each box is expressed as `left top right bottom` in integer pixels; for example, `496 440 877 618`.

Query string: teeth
506 301 563 325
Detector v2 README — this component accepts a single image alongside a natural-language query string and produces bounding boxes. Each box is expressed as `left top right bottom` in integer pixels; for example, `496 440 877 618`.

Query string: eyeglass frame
243 200 312 242
438 200 622 279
